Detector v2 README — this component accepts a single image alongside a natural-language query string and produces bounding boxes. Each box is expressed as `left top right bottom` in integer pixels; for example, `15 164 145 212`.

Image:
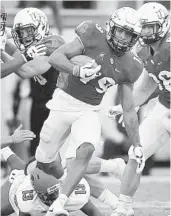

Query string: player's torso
13 175 90 215
30 67 59 103
137 33 170 109
62 21 142 105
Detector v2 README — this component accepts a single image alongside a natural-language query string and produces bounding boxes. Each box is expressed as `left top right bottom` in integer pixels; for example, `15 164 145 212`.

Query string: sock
118 194 132 209
51 194 68 209
98 188 118 209
99 159 118 173
1 147 14 161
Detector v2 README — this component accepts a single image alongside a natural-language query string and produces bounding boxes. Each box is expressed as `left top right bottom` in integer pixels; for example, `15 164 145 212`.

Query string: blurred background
1 0 170 183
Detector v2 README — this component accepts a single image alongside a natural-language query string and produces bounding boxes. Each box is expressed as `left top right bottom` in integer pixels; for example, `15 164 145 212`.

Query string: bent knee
76 143 95 159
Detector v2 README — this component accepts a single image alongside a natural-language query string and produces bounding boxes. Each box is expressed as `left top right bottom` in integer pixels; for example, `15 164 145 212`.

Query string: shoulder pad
75 21 94 37
125 52 144 83
75 21 98 49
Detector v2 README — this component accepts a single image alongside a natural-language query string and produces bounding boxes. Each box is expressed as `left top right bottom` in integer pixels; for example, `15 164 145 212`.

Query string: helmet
12 8 49 50
30 168 60 206
106 7 141 56
138 2 170 45
0 5 7 36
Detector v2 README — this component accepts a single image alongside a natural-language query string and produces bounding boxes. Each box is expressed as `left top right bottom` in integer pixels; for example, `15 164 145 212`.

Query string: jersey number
149 71 171 92
80 76 115 93
75 184 86 195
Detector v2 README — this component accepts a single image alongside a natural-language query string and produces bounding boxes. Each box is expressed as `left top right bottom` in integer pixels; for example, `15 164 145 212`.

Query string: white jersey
9 169 90 216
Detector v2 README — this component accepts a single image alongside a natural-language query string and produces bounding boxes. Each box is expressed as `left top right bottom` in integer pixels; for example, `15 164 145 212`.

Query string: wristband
72 65 80 77
1 147 14 161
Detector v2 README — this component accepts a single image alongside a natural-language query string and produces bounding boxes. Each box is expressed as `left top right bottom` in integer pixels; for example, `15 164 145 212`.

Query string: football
70 55 98 68
40 35 65 56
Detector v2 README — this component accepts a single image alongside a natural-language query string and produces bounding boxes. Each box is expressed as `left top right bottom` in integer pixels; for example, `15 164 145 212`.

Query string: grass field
70 170 170 216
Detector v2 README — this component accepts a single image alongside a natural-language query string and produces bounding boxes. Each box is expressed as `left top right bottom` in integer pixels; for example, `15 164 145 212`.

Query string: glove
22 44 47 62
118 106 140 127
101 105 123 119
128 145 145 174
73 60 101 84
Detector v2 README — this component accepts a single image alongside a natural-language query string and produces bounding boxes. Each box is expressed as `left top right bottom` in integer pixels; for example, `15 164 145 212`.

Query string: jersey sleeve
75 21 96 50
126 52 144 83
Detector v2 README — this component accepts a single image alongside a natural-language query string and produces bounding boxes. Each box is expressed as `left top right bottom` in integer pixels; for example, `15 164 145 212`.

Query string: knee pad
40 121 54 143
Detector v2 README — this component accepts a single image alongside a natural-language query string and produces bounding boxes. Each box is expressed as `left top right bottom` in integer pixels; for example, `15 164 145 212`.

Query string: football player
111 2 170 216
35 7 144 216
5 7 126 211
0 6 47 79
1 147 103 216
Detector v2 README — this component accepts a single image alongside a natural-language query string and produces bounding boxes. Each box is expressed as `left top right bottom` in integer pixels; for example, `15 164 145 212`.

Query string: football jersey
61 21 143 105
136 32 170 109
9 170 90 216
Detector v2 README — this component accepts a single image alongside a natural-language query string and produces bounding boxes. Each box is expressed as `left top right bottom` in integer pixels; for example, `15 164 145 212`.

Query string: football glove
22 44 47 62
73 60 101 83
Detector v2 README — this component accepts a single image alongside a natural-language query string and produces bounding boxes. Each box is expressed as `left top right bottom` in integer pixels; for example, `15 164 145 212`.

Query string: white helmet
138 2 170 45
30 168 60 206
12 8 49 50
106 7 141 56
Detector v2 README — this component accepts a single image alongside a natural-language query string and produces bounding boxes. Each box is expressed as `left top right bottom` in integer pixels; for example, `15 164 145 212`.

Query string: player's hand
101 105 123 119
11 124 36 144
79 60 101 83
118 106 140 127
128 145 145 174
22 43 47 62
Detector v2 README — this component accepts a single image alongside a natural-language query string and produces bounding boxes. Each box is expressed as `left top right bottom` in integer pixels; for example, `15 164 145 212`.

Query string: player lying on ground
1 147 121 216
111 2 170 216
0 6 47 79
1 124 36 149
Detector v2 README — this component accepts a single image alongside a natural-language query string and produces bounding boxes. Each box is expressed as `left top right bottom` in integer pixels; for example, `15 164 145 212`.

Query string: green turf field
70 174 170 216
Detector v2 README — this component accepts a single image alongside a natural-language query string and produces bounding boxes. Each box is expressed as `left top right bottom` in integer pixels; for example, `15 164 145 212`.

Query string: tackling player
0 6 47 78
36 7 144 216
111 3 170 216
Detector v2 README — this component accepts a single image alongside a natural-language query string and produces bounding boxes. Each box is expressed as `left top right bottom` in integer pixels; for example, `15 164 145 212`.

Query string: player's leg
111 102 170 216
35 109 72 180
81 199 103 216
48 112 101 215
85 174 119 210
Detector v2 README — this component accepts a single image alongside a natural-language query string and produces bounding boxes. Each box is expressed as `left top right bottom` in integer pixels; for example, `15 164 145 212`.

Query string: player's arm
1 147 26 170
133 68 158 106
118 83 141 148
1 51 26 78
11 50 51 79
81 200 103 216
48 37 83 73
